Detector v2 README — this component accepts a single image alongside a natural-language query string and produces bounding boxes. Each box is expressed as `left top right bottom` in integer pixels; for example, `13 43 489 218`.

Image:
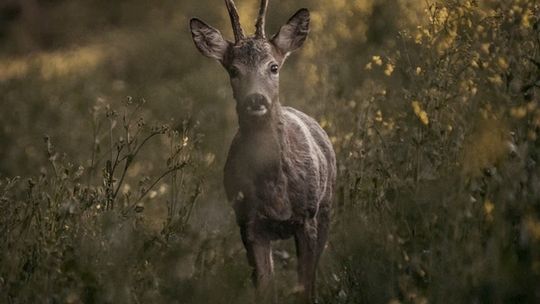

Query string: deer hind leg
240 225 275 302
294 219 319 303
313 208 331 301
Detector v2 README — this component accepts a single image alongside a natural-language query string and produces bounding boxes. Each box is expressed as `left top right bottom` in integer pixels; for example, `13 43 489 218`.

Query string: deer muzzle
244 93 270 117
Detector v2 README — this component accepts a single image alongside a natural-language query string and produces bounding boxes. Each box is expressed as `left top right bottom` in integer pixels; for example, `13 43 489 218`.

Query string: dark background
1 0 539 303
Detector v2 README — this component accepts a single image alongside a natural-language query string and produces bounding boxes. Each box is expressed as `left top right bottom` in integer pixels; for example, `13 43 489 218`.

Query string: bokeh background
1 0 539 303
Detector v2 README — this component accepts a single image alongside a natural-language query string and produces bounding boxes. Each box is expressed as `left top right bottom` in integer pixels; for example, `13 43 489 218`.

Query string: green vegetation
0 0 539 303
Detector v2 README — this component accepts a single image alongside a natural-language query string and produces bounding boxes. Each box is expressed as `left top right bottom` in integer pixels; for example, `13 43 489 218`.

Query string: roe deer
189 0 336 302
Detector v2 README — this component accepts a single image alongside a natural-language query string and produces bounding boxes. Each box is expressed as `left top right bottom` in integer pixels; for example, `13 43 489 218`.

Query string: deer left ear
190 18 230 62
271 8 310 55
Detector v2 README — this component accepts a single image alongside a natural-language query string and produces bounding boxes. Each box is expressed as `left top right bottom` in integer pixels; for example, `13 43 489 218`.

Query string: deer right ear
190 18 230 62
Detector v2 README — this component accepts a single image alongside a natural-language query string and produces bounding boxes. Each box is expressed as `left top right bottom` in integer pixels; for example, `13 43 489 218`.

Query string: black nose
244 94 268 110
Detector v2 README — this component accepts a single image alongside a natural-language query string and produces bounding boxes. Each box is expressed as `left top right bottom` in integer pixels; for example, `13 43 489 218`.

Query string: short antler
255 0 268 39
225 0 245 43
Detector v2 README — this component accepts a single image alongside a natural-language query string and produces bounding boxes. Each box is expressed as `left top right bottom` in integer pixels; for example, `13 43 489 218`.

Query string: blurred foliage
0 0 539 303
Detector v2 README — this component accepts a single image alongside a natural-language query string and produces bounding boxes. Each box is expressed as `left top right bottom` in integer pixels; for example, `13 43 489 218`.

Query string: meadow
0 0 539 303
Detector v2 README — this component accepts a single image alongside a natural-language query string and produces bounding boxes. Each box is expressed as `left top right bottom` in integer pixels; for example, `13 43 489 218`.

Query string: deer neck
236 100 286 171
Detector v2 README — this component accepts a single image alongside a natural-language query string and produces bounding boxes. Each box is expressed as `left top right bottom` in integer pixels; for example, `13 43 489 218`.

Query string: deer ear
190 18 230 61
271 8 310 55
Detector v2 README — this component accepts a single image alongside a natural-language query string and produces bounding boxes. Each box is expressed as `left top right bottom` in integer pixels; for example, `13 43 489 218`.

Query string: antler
225 0 245 43
254 0 268 39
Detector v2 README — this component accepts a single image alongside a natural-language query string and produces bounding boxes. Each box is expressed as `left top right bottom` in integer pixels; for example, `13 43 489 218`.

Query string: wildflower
497 57 509 70
484 200 494 216
480 43 490 55
372 55 383 66
436 7 449 24
411 101 429 125
488 75 503 86
365 62 373 70
522 9 533 28
384 63 394 76
375 110 383 122
510 106 527 119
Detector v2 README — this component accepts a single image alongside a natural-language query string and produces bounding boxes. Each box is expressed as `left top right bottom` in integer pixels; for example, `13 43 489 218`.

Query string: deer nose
244 94 269 116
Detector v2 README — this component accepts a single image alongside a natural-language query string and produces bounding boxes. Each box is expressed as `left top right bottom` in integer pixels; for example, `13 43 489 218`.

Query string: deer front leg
240 225 275 302
294 220 319 303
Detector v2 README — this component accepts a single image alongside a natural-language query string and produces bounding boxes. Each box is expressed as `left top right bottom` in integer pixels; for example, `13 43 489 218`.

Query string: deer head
190 0 310 129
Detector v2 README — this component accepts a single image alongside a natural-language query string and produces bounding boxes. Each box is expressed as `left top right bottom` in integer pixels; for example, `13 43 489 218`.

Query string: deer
189 0 336 302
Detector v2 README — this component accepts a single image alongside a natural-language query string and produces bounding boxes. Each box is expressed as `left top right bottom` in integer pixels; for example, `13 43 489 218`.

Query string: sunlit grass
0 45 106 82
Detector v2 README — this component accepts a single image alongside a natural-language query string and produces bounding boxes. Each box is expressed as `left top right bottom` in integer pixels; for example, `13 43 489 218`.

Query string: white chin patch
247 106 268 117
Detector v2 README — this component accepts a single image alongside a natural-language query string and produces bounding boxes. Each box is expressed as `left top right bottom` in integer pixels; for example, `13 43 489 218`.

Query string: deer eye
270 64 279 74
229 67 240 78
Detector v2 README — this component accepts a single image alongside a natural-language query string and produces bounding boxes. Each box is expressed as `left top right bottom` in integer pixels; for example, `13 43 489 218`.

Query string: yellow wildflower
488 75 503 86
411 101 429 125
375 110 383 122
522 9 532 28
365 62 373 70
510 106 527 119
484 200 494 215
497 57 509 70
384 63 394 76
